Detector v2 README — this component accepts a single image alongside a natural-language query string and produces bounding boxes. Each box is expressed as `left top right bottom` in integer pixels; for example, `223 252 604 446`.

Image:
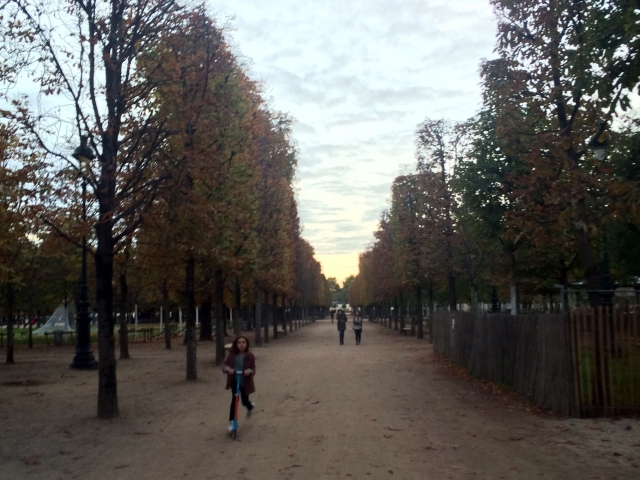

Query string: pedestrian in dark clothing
330 310 335 323
336 309 347 345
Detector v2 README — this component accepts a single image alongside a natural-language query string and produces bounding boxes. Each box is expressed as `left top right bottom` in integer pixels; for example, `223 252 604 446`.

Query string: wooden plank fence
433 309 640 417
432 312 563 416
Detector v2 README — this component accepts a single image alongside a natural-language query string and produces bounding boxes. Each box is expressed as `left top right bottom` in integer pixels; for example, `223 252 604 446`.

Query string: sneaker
247 403 255 418
228 421 234 432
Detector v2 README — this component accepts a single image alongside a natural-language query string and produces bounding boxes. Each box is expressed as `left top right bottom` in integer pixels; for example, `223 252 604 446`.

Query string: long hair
230 335 251 354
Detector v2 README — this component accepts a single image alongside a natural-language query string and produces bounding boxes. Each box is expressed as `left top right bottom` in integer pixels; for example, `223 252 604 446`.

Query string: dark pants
354 329 362 343
339 330 345 344
229 377 253 420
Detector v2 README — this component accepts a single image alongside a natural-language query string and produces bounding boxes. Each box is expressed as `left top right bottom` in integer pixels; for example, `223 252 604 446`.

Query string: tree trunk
119 273 131 359
284 296 290 334
95 223 118 419
509 251 518 316
272 292 278 339
185 258 197 380
293 303 298 331
234 278 242 336
393 296 399 331
263 290 270 343
408 299 415 336
575 228 601 307
163 282 171 350
416 284 424 339
215 268 225 365
5 282 14 364
470 284 478 315
254 281 263 347
448 273 457 311
199 298 213 341
426 283 433 342
399 291 405 331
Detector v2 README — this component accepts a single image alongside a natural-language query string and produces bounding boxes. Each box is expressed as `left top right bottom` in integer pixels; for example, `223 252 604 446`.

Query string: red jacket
221 351 256 394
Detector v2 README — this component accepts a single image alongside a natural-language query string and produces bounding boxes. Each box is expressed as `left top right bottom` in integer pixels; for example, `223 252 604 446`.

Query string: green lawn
0 326 167 346
579 349 640 410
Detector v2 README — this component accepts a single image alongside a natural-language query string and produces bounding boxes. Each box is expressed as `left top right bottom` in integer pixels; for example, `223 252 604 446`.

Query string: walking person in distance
336 309 347 345
221 336 256 432
353 309 363 345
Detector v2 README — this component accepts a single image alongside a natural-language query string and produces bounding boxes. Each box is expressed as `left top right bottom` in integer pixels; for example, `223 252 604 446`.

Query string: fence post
568 310 582 417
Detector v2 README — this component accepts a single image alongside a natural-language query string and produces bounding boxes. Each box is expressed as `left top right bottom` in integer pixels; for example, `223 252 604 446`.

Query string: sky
207 0 498 285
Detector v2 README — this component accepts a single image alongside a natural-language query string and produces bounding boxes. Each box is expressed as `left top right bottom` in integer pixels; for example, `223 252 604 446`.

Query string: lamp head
592 146 606 161
72 135 96 161
588 121 610 162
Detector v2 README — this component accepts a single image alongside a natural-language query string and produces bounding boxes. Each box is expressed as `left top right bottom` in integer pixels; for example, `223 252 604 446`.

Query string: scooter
229 371 243 439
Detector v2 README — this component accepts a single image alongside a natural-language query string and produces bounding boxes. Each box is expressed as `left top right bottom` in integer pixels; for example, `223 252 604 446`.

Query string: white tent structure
34 303 75 334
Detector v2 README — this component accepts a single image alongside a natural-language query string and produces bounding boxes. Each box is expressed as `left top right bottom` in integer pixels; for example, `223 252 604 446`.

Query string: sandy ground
1 318 639 480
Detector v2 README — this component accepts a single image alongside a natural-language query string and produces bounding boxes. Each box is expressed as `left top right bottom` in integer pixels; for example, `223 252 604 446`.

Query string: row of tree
327 275 355 306
1 1 330 418
350 0 640 330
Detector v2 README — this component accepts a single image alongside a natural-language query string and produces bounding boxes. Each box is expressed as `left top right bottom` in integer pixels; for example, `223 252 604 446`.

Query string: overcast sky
207 0 498 284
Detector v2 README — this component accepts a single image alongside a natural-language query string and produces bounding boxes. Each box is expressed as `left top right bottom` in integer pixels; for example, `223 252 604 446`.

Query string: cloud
206 0 498 278
298 164 353 180
291 120 318 136
361 206 387 223
326 110 409 128
311 233 376 255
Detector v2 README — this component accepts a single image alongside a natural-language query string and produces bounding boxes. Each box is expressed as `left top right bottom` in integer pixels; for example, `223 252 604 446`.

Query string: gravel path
1 318 639 479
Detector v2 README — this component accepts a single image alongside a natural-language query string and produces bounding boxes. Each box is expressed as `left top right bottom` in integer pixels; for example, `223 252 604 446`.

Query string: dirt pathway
1 319 639 479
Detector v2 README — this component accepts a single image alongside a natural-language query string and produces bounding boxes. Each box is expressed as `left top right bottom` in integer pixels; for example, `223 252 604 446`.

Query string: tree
415 118 471 311
327 277 340 294
2 0 190 418
0 124 40 363
487 0 638 306
342 275 355 292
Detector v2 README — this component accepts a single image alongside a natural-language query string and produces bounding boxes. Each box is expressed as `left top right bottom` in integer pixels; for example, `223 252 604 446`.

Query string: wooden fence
433 312 577 416
569 307 639 417
432 310 637 417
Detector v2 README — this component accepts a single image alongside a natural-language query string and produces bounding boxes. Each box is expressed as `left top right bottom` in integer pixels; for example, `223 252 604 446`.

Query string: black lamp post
588 121 614 307
70 136 98 370
490 286 500 313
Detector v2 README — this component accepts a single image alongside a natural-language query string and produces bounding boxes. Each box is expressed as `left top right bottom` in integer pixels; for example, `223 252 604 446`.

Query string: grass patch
579 349 640 409
1 326 166 346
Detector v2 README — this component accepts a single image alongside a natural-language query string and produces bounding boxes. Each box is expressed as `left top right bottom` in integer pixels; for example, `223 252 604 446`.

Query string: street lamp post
70 136 98 370
588 120 614 307
490 286 500 313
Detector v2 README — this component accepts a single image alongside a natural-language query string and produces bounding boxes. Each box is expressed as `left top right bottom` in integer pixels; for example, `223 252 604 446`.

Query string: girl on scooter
221 336 256 432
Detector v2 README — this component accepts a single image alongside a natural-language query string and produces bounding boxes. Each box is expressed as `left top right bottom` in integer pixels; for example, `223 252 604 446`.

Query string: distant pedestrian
336 309 347 345
221 336 256 433
353 310 363 345
330 310 335 323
